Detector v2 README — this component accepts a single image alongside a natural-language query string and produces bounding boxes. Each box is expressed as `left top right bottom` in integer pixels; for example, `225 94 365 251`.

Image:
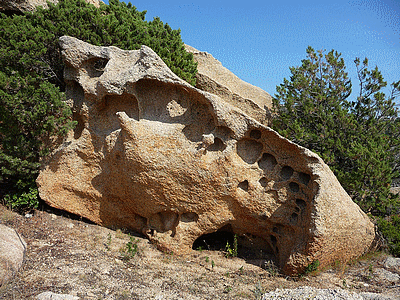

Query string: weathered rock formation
0 225 27 287
37 36 376 275
185 44 272 125
0 0 100 14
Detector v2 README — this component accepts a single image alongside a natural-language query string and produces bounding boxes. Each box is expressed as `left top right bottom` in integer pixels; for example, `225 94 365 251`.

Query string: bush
272 46 400 255
0 0 197 210
377 215 400 257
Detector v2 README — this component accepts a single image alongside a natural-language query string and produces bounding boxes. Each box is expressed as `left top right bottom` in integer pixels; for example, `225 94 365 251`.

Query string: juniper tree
272 46 400 255
0 0 197 209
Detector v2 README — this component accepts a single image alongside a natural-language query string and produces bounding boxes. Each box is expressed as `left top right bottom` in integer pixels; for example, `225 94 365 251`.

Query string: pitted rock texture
37 36 376 275
185 44 272 125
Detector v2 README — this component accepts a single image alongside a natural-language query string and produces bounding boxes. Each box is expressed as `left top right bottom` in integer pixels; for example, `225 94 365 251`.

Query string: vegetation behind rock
0 0 197 208
272 46 400 256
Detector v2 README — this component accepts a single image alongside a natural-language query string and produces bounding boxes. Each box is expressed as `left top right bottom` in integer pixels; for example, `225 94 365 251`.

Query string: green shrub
225 234 238 258
272 46 400 256
4 184 39 210
303 260 320 276
377 215 400 257
0 0 197 209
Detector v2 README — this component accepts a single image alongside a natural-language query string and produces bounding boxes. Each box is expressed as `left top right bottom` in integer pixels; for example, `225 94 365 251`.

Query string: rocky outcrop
185 44 272 125
37 36 376 275
0 224 27 287
0 0 101 14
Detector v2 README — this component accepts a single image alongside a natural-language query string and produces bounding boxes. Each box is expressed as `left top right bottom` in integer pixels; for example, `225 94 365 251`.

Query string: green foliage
272 46 400 256
303 260 320 275
121 236 139 260
4 183 39 210
377 215 400 257
0 0 197 209
211 260 215 270
225 234 238 258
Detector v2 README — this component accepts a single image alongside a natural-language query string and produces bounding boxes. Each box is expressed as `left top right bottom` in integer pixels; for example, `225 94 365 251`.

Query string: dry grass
0 204 399 300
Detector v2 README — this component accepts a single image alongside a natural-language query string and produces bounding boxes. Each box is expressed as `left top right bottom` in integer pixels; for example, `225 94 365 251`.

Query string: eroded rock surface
185 44 272 125
37 36 376 275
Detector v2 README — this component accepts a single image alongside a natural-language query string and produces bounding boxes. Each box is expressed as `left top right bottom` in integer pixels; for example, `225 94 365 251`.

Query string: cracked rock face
37 36 376 275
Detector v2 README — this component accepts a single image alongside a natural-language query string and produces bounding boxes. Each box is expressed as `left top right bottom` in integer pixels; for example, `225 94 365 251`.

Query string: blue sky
106 0 400 104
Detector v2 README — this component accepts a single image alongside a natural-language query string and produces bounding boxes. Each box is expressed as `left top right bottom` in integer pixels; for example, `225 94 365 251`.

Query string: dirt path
0 205 399 299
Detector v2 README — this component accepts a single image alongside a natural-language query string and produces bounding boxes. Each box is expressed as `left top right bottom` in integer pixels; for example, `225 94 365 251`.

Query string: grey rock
360 292 395 300
383 256 400 273
374 268 400 283
0 224 27 287
261 286 364 300
36 292 80 300
261 287 395 300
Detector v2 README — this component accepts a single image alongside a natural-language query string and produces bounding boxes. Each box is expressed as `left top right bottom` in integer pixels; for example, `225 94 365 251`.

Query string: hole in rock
192 225 276 262
192 224 235 251
73 111 85 139
258 153 277 172
250 129 262 139
180 212 199 223
296 199 307 211
299 172 311 186
214 126 234 140
290 213 298 225
238 180 249 191
236 139 264 164
270 235 277 248
207 137 226 152
289 182 300 193
87 57 109 77
259 177 268 188
280 166 294 181
149 211 179 233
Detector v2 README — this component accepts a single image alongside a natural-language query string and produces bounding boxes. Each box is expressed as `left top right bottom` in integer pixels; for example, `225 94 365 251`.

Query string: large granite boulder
37 36 376 275
0 224 27 287
185 44 272 125
0 0 101 14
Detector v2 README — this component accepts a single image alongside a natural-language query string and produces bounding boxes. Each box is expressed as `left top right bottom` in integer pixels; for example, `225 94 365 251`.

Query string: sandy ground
0 204 399 300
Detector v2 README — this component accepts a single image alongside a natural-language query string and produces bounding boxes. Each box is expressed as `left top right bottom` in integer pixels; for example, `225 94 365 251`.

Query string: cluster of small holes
235 130 313 232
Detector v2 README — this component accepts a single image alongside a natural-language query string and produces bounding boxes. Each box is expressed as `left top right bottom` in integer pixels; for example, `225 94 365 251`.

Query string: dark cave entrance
191 224 277 265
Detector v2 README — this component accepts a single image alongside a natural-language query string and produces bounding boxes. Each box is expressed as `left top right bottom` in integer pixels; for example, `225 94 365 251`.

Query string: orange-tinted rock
37 36 376 275
185 44 273 125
